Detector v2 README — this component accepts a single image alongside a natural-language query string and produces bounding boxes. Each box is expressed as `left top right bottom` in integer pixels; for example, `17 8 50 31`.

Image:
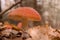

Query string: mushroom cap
4 22 12 29
4 24 12 29
8 7 41 21
17 22 22 29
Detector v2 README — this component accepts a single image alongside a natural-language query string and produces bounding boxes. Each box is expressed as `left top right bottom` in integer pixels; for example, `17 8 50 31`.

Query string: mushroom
17 22 22 29
4 21 12 29
7 7 41 31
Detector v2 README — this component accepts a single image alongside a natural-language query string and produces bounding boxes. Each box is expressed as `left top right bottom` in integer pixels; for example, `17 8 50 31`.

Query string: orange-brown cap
8 7 41 21
17 22 22 29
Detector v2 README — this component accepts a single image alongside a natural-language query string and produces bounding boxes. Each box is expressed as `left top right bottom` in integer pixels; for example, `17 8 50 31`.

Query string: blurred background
0 0 60 29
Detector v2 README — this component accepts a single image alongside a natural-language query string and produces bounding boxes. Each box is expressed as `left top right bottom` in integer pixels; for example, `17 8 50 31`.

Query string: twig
0 0 23 20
